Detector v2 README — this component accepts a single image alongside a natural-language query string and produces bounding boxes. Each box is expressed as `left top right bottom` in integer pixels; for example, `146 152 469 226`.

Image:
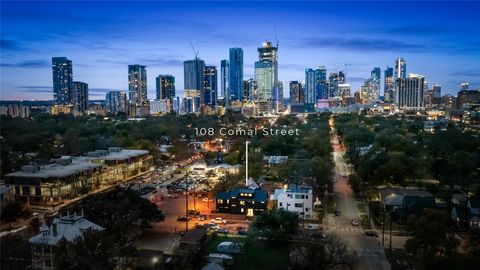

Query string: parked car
335 209 341 216
177 216 190 222
202 198 214 202
217 241 244 254
351 219 359 226
198 214 207 221
364 230 379 237
188 210 200 216
216 227 229 234
167 194 179 199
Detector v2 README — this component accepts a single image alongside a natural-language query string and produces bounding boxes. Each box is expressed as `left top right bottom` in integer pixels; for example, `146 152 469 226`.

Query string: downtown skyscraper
395 73 425 110
228 48 243 103
128 64 148 116
203 66 218 107
52 57 73 105
305 66 327 104
395 58 407 80
220 60 229 98
184 58 205 98
254 41 278 113
156 75 175 100
289 81 304 103
384 66 394 103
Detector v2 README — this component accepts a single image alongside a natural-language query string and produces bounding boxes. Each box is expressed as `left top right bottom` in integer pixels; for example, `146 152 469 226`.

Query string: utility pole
382 209 386 247
185 170 189 232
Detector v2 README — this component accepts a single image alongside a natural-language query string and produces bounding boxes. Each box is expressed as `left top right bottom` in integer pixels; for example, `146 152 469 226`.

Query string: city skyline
1 1 480 100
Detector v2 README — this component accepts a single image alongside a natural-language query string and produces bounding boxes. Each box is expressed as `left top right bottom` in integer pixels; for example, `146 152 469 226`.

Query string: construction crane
189 41 199 59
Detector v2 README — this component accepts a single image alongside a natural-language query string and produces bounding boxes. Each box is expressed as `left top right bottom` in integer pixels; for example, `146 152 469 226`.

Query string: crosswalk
329 226 364 233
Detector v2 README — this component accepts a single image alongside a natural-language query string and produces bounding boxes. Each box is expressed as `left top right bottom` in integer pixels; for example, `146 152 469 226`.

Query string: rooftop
86 148 149 161
179 228 207 243
5 157 102 179
29 214 104 246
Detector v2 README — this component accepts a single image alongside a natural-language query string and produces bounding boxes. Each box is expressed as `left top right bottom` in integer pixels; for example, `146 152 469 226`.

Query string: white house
271 185 313 219
29 214 104 270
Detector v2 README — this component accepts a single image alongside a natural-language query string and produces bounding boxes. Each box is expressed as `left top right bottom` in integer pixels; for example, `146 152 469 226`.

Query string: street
329 128 390 270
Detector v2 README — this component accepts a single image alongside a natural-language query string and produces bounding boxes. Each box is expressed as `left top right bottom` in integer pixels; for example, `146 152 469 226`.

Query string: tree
405 209 458 267
250 209 299 241
55 230 136 270
1 200 22 228
292 232 358 270
29 217 41 233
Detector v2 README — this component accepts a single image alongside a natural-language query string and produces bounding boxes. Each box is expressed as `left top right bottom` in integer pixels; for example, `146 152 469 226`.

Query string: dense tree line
335 114 480 189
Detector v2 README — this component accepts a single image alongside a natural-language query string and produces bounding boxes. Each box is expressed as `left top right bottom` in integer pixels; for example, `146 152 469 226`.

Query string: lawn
205 235 292 270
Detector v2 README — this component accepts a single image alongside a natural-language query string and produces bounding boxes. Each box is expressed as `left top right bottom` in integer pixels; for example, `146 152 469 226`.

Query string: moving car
211 217 228 224
351 219 359 226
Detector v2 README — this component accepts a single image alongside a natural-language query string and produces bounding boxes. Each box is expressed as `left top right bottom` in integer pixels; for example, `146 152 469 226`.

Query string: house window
306 195 308 199
240 201 245 205
241 208 244 213
218 199 223 204
295 203 303 208
305 208 309 211
279 202 283 207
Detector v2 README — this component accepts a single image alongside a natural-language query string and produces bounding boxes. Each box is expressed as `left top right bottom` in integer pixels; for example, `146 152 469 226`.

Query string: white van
217 241 244 254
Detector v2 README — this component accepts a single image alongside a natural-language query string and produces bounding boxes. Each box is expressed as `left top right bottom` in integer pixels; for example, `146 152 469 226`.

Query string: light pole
245 141 250 186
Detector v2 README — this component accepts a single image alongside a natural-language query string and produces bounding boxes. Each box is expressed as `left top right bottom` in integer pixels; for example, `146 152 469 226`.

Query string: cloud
378 26 452 35
1 60 49 68
298 37 427 52
17 86 52 93
0 39 22 50
450 71 480 77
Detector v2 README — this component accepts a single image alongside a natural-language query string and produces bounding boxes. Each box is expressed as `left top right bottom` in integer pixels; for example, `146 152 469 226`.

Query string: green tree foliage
250 208 299 241
405 210 458 267
1 200 23 228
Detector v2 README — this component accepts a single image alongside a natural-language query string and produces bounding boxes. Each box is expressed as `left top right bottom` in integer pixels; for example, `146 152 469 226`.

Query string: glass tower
52 57 73 105
220 60 229 99
228 48 243 102
184 58 205 99
203 66 218 107
71 81 88 115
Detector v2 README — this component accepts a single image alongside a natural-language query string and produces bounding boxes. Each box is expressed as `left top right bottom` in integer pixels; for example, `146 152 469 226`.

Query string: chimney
52 223 57 237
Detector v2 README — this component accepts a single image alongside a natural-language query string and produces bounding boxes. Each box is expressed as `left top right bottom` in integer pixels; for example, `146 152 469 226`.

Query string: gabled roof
29 215 104 246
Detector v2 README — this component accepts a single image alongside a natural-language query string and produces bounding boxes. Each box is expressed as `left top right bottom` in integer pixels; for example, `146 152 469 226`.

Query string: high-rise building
184 58 205 101
254 41 278 113
52 57 73 105
394 58 406 80
338 71 346 83
228 48 243 102
432 84 442 99
128 65 148 116
360 78 380 104
156 75 175 100
457 89 480 107
220 60 229 98
328 73 340 97
384 67 394 103
128 65 147 104
289 81 304 103
305 68 316 103
71 81 88 115
461 82 469 91
203 66 218 107
106 91 127 115
243 78 257 101
371 67 381 81
395 73 425 110
316 66 328 100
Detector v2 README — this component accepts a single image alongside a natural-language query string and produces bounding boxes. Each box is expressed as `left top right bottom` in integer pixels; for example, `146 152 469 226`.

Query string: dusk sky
1 1 479 100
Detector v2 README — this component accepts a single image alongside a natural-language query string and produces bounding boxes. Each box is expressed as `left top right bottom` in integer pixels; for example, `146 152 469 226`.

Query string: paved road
330 128 390 270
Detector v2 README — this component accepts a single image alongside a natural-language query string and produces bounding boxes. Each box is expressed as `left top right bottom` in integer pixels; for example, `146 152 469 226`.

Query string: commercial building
395 73 425 110
0 104 30 118
4 148 152 205
216 188 268 217
71 81 88 116
457 89 480 108
128 65 149 117
105 91 127 115
384 66 394 103
52 57 73 105
228 48 243 102
156 74 175 100
243 78 257 101
394 58 406 80
271 185 313 219
184 58 205 99
29 214 104 270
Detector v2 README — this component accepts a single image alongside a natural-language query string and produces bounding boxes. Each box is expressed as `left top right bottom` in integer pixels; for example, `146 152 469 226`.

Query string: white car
202 198 214 202
211 217 227 224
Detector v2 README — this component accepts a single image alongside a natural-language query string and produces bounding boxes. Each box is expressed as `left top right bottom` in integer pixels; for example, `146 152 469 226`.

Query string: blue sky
1 1 479 100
